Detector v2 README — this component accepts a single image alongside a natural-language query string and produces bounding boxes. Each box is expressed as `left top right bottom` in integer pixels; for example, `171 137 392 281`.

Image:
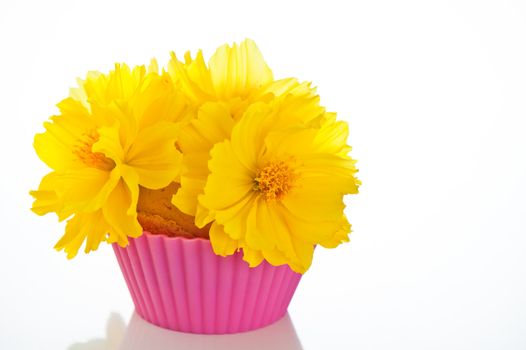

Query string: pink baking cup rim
113 231 302 334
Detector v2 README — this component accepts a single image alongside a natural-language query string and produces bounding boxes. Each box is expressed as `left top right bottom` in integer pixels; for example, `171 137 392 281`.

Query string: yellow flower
30 40 361 271
172 101 234 222
171 39 320 224
168 38 316 118
198 101 360 273
172 92 325 225
31 63 186 258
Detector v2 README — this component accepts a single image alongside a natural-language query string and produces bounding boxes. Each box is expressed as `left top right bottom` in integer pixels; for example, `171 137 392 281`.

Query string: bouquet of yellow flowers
31 39 360 334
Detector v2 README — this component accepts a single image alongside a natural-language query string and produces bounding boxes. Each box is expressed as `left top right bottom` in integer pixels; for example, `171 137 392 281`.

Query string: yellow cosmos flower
168 38 316 118
171 39 320 224
31 63 187 258
198 101 360 273
172 92 325 226
172 101 234 222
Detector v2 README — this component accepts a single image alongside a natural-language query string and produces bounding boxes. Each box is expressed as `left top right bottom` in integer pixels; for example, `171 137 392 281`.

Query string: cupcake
137 182 210 239
30 39 360 334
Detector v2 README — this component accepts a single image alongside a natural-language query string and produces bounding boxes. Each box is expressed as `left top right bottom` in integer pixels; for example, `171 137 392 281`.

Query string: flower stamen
73 130 115 170
254 160 296 201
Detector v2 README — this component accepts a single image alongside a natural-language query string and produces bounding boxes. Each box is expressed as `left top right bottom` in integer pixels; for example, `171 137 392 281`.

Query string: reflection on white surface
120 311 303 350
68 311 303 350
68 313 126 350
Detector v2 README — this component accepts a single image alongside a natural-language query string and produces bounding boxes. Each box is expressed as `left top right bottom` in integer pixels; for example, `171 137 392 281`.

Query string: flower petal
30 172 71 221
209 222 238 256
92 122 125 163
178 102 234 153
245 196 276 251
319 216 351 249
173 102 234 218
54 210 109 259
209 39 273 99
281 184 345 223
172 153 207 216
241 245 264 267
229 102 273 171
102 178 142 247
168 50 215 104
213 193 256 240
55 167 120 213
200 140 254 213
34 99 94 171
125 121 182 189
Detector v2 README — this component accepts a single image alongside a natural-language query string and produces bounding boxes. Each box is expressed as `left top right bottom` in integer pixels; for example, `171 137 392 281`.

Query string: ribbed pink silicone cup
113 231 302 334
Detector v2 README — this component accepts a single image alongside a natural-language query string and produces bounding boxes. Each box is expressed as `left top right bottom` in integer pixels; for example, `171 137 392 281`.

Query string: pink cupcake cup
113 231 302 334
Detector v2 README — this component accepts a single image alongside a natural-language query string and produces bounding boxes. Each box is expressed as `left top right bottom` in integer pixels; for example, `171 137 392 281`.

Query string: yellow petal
278 202 344 244
57 166 120 213
281 186 344 224
297 155 359 194
287 239 314 274
212 193 256 240
245 196 276 250
312 114 351 156
200 141 254 213
55 210 110 259
172 160 206 216
30 172 70 220
55 214 87 259
83 63 147 106
262 203 314 273
272 94 324 130
264 202 304 260
34 99 94 171
134 72 191 128
255 78 315 100
184 51 215 96
120 165 140 216
230 102 273 171
92 122 125 163
263 110 352 162
55 98 96 134
209 39 273 99
209 222 238 256
125 121 182 189
102 178 142 247
319 216 351 249
261 246 291 268
173 102 234 218
147 58 159 74
194 202 214 228
241 245 264 267
168 50 214 104
178 102 234 153
172 152 209 213
264 127 318 158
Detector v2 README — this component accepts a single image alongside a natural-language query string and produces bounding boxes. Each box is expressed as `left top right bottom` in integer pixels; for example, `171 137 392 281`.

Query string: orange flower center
254 161 296 201
73 130 115 170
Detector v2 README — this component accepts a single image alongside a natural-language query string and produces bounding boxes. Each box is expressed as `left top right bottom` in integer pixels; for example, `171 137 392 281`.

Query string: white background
0 0 525 349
